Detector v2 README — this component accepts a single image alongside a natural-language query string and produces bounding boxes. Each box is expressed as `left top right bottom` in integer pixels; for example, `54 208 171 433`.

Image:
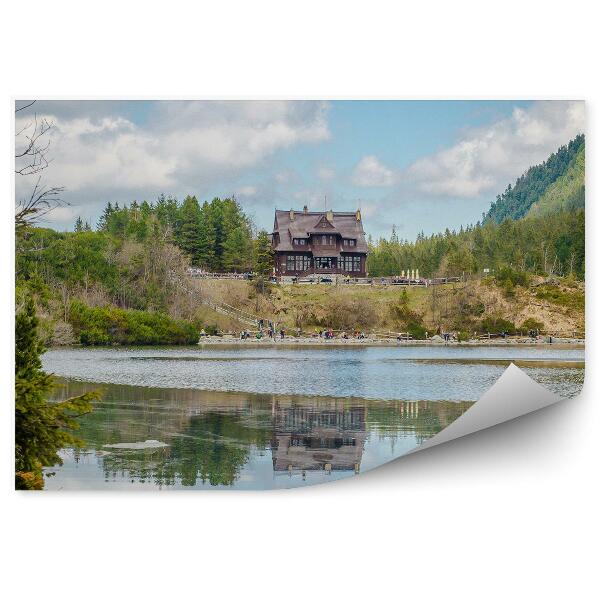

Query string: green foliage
389 289 428 339
520 318 545 331
15 297 100 489
69 301 201 346
527 143 585 218
253 230 274 278
479 316 516 335
496 266 529 288
98 195 254 271
368 136 585 281
222 226 252 272
203 324 219 336
534 285 584 311
367 209 584 280
485 135 584 223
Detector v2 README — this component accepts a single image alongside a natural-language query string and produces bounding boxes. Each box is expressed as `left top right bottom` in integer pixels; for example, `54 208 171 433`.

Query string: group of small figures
312 329 366 340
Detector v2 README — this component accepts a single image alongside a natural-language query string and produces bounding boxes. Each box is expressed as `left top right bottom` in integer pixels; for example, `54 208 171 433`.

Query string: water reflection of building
270 400 367 474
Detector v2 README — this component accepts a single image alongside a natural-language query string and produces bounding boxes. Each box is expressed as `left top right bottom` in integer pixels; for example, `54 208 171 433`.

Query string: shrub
203 324 219 336
520 317 545 332
390 289 427 338
496 266 530 289
535 285 584 311
479 316 516 335
69 300 200 345
407 322 428 340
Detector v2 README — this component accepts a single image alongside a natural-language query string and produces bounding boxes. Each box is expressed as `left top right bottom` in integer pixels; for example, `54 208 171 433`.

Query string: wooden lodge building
271 207 368 278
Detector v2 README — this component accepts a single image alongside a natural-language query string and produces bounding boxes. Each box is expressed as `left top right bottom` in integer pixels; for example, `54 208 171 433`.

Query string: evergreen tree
253 230 274 277
208 198 225 269
176 196 202 263
74 216 84 232
197 201 216 269
97 202 114 230
15 297 99 489
222 226 251 272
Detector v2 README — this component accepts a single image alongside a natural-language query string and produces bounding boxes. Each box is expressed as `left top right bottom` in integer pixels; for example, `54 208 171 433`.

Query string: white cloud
275 171 292 183
15 100 331 203
351 155 395 187
317 166 335 181
405 100 585 198
237 185 257 197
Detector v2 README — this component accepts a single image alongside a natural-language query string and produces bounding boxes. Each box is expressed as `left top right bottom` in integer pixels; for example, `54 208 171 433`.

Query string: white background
1 1 597 598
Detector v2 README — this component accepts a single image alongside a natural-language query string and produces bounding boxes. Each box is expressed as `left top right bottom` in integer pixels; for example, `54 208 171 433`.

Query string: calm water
41 345 584 490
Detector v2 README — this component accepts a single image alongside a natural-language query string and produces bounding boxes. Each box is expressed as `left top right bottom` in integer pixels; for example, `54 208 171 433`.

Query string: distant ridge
484 134 585 223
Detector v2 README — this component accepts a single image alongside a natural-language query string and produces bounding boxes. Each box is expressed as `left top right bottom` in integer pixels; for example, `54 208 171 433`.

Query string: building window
295 255 311 271
294 238 306 245
315 257 333 269
340 256 362 272
314 234 335 246
287 255 311 272
343 238 356 247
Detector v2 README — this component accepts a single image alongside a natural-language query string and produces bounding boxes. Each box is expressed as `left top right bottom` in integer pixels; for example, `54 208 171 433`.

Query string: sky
14 99 585 241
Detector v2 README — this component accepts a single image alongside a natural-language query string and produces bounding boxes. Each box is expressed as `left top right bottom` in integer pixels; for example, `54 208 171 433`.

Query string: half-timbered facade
271 207 368 277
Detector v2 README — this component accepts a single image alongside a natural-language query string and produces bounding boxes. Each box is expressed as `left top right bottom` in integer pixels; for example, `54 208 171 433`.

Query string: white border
1 2 597 598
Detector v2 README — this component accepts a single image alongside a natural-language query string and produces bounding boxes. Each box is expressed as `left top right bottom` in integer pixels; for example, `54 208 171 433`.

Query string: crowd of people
238 323 368 341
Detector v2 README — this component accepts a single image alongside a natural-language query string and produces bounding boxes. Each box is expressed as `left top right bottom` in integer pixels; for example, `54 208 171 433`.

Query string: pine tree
74 216 84 232
253 230 274 277
197 201 216 269
222 226 251 272
176 196 202 263
97 201 114 230
15 297 99 489
208 197 225 269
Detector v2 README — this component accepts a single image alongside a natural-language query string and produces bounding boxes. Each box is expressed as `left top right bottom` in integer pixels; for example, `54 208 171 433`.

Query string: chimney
289 208 295 221
326 209 333 223
356 208 362 222
303 205 308 214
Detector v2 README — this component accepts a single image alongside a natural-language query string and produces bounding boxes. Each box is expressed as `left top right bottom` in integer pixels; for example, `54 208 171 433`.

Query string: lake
41 345 584 490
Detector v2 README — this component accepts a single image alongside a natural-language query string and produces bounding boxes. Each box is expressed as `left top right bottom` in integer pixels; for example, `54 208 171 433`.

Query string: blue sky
15 100 584 240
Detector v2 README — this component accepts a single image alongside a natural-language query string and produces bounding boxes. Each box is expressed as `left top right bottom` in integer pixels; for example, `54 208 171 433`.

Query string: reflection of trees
166 411 271 486
366 400 473 445
96 410 272 486
53 380 474 488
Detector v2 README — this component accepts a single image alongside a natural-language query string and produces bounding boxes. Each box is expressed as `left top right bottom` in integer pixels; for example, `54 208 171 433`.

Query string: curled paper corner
409 363 563 454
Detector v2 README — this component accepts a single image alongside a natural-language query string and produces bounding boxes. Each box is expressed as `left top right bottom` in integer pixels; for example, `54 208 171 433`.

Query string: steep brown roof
273 209 368 252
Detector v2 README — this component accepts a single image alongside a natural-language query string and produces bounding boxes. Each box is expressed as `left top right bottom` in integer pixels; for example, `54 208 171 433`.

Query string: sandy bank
197 336 584 349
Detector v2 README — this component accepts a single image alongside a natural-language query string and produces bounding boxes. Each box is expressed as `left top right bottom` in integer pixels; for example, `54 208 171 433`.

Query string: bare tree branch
15 176 66 232
15 100 36 113
15 112 54 175
15 101 67 230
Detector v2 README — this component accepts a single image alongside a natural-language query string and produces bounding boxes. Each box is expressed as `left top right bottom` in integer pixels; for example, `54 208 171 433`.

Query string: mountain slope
526 142 584 218
484 134 585 223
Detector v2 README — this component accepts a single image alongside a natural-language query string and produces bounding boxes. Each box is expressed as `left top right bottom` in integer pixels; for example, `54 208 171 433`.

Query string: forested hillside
15 195 273 345
484 134 584 223
367 209 584 279
97 195 255 271
526 141 584 218
368 135 585 280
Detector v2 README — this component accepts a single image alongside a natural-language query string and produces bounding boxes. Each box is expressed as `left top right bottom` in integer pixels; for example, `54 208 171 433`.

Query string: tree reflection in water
55 380 472 489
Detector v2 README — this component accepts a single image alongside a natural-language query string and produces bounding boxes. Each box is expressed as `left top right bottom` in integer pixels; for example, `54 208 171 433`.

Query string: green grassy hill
526 142 584 218
484 134 584 223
